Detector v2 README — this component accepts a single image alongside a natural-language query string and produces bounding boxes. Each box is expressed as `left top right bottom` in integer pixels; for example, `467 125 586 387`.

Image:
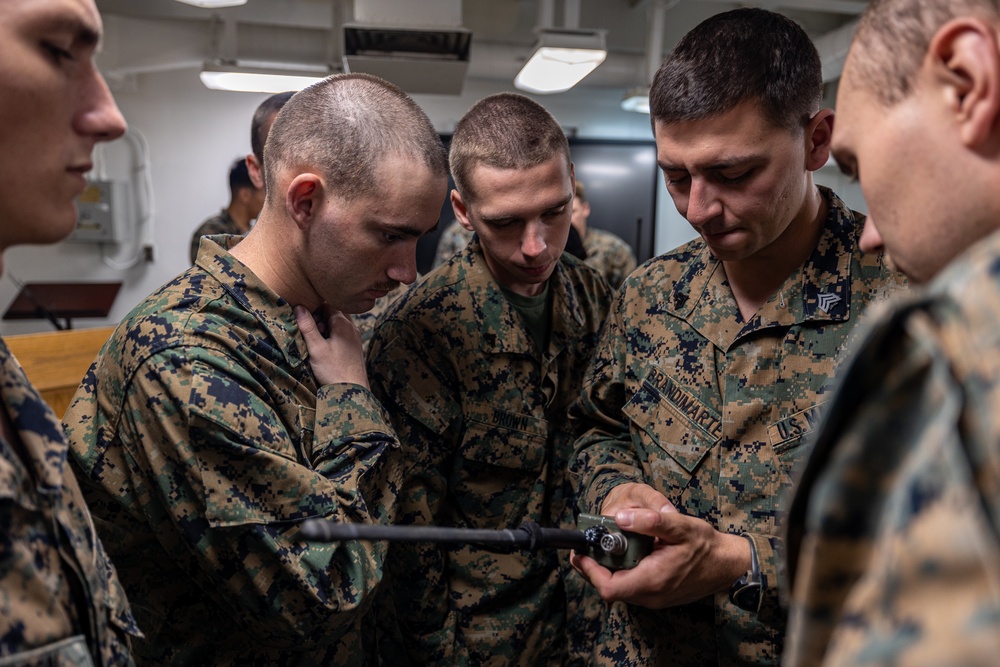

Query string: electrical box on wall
69 180 127 243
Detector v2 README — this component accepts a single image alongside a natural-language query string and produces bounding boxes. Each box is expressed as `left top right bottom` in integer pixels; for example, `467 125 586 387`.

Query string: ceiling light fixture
514 28 607 95
621 86 650 114
621 0 672 114
199 62 330 94
175 0 248 7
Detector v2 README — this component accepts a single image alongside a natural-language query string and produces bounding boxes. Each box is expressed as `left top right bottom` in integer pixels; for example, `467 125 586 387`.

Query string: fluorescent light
200 63 329 94
176 0 247 7
621 87 650 114
514 29 607 94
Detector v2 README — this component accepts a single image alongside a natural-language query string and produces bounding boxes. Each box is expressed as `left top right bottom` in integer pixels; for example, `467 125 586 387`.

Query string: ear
928 17 1000 149
246 154 265 190
804 108 835 172
284 173 323 230
452 189 475 233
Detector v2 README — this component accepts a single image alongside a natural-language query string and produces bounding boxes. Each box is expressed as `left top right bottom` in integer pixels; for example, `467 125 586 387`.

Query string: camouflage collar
675 186 858 348
195 235 306 369
796 186 858 321
460 238 586 356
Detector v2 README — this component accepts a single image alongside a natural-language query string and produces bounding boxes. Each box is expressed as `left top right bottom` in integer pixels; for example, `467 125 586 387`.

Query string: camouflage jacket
65 236 401 665
571 188 906 666
352 283 411 353
189 209 239 264
783 228 1000 667
431 219 474 269
583 227 637 291
366 239 613 666
0 338 139 666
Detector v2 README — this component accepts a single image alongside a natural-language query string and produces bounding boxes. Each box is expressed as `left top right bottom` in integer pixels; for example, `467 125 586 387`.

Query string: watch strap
728 533 762 612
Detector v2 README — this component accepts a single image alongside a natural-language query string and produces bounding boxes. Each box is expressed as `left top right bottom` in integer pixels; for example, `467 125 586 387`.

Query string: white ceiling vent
343 0 471 95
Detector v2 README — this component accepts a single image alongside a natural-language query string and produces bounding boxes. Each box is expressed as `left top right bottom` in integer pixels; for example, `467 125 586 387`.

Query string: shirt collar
196 234 309 370
669 187 859 349
460 238 586 355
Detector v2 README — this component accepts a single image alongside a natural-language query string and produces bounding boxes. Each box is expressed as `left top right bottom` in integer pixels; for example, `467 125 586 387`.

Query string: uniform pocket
622 365 721 475
451 406 549 527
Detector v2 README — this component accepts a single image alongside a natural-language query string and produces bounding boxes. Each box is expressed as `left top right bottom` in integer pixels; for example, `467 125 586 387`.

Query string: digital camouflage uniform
65 235 401 665
0 338 139 666
431 219 474 269
583 227 638 291
783 228 1000 667
189 209 240 264
367 239 613 666
571 187 906 666
352 283 411 353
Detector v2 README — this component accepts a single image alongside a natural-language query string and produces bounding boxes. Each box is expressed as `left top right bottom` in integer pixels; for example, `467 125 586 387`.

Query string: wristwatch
728 533 762 612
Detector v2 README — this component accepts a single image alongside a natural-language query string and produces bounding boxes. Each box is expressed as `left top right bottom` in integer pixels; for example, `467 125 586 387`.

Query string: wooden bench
5 326 115 419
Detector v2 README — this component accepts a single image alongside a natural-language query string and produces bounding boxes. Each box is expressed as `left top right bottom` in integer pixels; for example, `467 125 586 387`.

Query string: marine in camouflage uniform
66 236 401 665
571 187 906 665
367 238 612 665
0 339 139 665
0 0 137 662
783 230 1000 666
431 218 474 268
582 228 637 291
188 209 239 264
781 0 1000 663
571 181 637 290
188 159 263 264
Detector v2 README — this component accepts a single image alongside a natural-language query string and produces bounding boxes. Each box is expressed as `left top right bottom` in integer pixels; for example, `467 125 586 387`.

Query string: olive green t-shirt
500 282 552 352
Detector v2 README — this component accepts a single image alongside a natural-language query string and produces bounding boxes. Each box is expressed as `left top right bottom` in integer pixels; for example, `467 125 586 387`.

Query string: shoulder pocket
622 365 721 475
459 405 549 470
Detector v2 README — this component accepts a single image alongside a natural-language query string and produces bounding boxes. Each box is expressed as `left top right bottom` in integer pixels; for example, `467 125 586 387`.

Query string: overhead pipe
564 0 581 30
645 0 675 84
537 0 555 30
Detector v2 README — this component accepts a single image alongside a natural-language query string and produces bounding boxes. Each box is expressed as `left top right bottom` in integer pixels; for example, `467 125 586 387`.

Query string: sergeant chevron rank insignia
817 292 842 313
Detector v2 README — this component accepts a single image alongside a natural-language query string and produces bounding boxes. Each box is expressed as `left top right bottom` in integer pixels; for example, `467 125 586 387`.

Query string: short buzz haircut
228 158 255 196
649 8 823 133
449 93 570 204
850 0 1000 105
263 74 448 200
251 91 294 165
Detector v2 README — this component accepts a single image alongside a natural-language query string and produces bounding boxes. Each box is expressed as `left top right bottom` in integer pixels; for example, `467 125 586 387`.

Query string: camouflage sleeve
366 319 465 664
785 305 1000 666
571 293 645 513
117 345 398 647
